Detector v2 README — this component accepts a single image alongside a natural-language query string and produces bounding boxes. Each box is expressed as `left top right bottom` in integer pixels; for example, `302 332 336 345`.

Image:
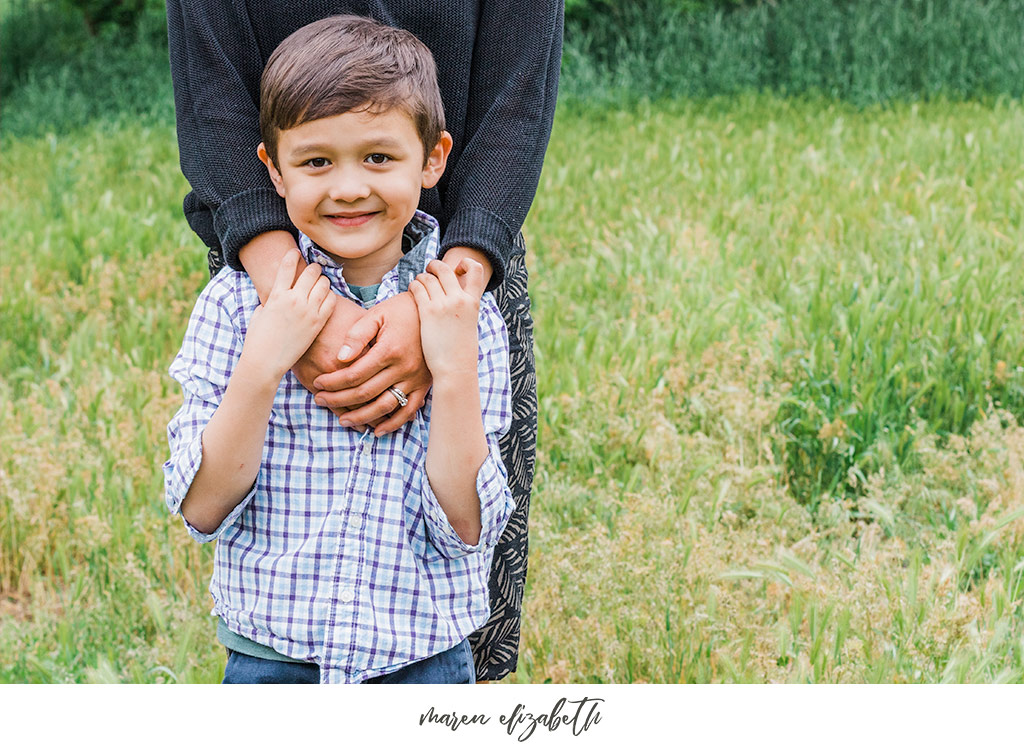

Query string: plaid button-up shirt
163 212 514 683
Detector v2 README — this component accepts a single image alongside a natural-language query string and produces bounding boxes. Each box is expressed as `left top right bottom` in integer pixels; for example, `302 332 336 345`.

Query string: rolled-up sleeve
163 275 257 542
420 294 514 558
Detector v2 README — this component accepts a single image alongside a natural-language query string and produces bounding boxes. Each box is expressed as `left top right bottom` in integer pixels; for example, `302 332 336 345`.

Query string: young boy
163 15 514 684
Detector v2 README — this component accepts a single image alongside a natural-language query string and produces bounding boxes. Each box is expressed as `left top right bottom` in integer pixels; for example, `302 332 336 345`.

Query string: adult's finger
315 364 401 408
333 388 404 427
314 340 393 393
371 386 426 435
335 310 383 364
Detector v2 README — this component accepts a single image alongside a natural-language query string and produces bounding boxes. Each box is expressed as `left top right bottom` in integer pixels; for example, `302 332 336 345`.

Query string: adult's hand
314 246 493 433
319 247 492 434
313 291 432 435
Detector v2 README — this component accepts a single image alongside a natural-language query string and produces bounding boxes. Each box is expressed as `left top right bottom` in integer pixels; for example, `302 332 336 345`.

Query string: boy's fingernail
338 346 353 361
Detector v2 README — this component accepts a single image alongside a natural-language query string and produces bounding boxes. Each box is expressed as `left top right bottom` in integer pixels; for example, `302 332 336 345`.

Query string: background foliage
560 0 1024 104
2 0 1024 683
3 97 1024 683
0 0 171 135
4 0 1024 138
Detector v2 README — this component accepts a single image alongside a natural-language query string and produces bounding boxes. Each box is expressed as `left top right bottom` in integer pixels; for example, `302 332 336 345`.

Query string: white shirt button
340 588 356 603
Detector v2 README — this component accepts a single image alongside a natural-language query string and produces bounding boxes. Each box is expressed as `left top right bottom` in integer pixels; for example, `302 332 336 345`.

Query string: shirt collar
297 211 440 304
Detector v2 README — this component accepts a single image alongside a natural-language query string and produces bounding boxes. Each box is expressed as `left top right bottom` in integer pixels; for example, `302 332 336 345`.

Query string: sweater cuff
440 206 515 292
213 188 296 271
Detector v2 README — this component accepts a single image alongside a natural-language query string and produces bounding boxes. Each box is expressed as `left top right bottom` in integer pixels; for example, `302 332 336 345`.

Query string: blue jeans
222 638 475 684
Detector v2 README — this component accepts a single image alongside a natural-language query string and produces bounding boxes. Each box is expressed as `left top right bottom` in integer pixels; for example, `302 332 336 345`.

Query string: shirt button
340 588 356 603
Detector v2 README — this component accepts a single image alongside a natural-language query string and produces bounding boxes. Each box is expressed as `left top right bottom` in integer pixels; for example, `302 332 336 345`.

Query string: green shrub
566 0 751 22
63 0 164 36
0 0 170 136
562 0 1024 104
1 1 88 98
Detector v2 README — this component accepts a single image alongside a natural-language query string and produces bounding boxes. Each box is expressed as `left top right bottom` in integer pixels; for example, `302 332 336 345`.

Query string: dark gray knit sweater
166 0 563 290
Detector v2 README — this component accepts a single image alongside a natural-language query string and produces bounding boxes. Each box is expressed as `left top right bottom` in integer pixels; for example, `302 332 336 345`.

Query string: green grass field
2 95 1024 683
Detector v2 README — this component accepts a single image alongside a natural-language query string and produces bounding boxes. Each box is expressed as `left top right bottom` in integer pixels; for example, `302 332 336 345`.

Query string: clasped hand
241 251 334 383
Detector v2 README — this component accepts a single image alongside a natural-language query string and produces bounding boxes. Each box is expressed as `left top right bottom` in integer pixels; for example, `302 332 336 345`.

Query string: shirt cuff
420 453 515 559
440 206 516 292
212 188 296 272
163 430 257 544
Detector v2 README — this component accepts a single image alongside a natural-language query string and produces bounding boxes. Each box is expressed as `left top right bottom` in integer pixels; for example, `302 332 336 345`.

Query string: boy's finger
309 274 331 306
428 259 462 295
408 279 429 309
415 271 444 301
272 250 300 294
293 261 323 296
317 289 336 320
455 258 485 298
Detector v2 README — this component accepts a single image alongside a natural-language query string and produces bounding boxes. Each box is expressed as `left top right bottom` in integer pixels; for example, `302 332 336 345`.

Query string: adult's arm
166 0 295 266
166 1 429 426
436 0 564 291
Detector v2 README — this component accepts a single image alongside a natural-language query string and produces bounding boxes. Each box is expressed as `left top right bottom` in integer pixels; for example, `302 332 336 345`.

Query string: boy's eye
305 157 330 168
366 153 391 165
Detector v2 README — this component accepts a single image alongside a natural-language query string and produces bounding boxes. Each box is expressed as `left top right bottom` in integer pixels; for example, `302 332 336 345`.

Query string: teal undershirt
347 282 381 304
218 618 306 663
219 278 380 664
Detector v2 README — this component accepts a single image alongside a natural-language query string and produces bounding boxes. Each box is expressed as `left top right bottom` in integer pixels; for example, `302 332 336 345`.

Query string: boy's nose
328 167 371 203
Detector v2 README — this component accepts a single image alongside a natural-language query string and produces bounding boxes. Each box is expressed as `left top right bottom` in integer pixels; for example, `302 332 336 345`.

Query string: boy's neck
321 238 404 288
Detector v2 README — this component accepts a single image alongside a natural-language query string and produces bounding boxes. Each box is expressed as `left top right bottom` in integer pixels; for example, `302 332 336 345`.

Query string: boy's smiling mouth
324 211 378 227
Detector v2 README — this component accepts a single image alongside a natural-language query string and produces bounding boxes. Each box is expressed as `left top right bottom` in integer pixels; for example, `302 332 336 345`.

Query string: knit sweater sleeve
438 0 563 291
166 0 295 269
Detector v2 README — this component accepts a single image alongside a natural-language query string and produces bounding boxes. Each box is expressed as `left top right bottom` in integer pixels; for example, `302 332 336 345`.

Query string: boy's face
259 108 450 285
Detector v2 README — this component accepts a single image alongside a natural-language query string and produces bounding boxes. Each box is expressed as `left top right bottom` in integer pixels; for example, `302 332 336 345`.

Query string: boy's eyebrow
287 137 407 157
288 142 335 157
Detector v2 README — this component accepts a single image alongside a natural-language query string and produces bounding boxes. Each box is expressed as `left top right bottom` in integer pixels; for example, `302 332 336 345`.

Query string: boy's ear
421 131 452 190
257 143 287 198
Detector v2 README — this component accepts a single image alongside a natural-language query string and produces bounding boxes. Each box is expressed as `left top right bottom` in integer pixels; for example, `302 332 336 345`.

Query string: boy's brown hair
259 15 445 166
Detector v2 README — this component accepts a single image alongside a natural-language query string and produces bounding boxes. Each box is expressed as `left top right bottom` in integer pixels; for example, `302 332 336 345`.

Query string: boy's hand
241 250 334 383
408 258 487 381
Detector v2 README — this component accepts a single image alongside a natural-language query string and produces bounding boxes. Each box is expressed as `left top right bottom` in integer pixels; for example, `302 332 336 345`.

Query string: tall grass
4 96 1022 682
520 96 1024 681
